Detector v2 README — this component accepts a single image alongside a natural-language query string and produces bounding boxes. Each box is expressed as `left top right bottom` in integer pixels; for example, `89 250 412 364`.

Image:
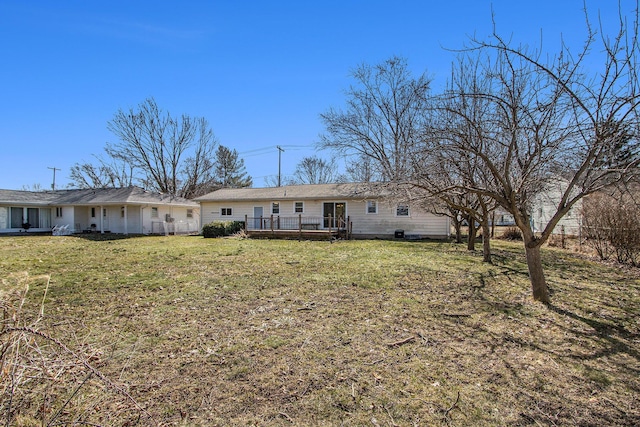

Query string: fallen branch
279 412 294 423
442 313 471 318
443 391 460 418
386 336 415 348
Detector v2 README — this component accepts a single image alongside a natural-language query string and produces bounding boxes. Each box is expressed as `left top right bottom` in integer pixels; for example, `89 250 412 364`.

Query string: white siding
200 199 449 239
532 182 582 236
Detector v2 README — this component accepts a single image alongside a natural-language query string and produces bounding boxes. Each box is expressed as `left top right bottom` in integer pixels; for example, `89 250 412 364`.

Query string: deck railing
244 214 350 237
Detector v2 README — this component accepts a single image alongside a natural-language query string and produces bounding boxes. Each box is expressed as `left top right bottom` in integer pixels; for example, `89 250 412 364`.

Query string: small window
366 200 377 214
294 202 304 213
55 207 63 218
103 208 107 217
121 207 125 218
272 202 280 214
91 207 96 218
151 207 159 218
221 208 232 216
396 204 409 217
187 209 193 218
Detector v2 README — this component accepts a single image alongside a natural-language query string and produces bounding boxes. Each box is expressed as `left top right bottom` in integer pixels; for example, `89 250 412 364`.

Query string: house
530 179 583 236
195 183 450 239
0 187 200 235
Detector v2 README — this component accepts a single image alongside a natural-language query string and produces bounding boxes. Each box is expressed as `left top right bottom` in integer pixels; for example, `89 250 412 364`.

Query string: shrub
202 221 245 238
583 190 640 266
500 227 522 241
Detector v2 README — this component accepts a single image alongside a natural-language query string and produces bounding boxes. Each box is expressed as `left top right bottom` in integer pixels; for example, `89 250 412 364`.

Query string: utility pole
48 167 61 190
276 145 285 187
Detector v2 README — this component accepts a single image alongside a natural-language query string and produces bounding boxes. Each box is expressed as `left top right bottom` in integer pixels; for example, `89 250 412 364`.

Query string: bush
202 221 245 238
583 190 640 266
500 227 522 241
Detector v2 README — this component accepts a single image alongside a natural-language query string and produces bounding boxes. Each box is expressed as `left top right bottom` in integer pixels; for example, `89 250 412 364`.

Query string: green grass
1 235 639 426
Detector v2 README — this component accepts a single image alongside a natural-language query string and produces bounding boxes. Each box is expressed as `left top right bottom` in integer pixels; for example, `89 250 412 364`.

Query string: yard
1 235 639 426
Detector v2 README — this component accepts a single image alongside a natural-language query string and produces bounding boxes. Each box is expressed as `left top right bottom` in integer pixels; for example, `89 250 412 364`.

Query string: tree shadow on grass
544 303 640 363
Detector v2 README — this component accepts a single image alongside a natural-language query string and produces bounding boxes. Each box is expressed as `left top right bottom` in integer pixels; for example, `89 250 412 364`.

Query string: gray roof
194 183 392 202
0 189 60 205
0 187 198 207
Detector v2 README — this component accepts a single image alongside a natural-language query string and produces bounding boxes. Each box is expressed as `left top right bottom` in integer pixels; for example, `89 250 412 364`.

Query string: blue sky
0 0 634 190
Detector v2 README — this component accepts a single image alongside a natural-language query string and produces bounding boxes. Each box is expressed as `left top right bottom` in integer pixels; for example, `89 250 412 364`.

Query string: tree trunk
467 222 476 251
454 219 463 243
524 242 550 303
481 219 492 263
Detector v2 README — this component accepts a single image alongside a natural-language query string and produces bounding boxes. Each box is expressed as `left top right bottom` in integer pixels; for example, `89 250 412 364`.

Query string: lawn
1 235 639 426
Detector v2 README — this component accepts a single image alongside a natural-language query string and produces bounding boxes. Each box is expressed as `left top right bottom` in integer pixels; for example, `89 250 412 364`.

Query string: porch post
100 205 104 234
270 215 274 233
298 214 302 241
244 215 248 232
124 206 128 235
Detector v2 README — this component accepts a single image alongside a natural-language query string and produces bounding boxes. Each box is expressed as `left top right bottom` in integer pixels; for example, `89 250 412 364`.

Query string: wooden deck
246 228 343 240
244 215 351 240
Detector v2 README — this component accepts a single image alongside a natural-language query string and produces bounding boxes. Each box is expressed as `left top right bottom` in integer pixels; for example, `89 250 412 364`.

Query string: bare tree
69 152 134 189
319 56 431 182
104 98 219 198
424 6 640 302
411 56 499 261
344 154 380 183
291 155 340 184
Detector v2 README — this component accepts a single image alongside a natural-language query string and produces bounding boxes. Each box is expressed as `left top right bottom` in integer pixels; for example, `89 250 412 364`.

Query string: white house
530 179 583 236
0 187 200 235
195 183 450 239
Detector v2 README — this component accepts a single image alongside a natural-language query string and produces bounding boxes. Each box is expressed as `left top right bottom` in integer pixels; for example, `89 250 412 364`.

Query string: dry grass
1 235 639 426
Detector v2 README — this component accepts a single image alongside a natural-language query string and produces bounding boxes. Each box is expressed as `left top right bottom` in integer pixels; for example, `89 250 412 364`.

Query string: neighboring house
530 179 583 236
0 187 200 235
195 183 450 239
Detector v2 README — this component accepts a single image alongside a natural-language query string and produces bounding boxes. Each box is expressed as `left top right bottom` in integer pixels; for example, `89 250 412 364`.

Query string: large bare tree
424 6 640 302
290 156 341 185
319 56 431 182
104 98 219 198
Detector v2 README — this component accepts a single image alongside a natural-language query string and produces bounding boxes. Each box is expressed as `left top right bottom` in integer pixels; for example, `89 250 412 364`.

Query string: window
221 208 232 216
121 207 125 218
366 200 378 214
55 207 63 218
187 209 193 218
151 207 159 218
91 207 96 218
396 204 409 217
272 202 280 214
294 202 304 213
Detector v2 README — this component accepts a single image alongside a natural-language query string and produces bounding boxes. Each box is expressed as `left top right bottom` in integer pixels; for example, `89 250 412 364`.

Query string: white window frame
396 203 410 217
366 200 378 214
272 202 280 214
187 208 193 218
221 207 233 216
151 207 159 218
55 207 63 218
294 201 304 213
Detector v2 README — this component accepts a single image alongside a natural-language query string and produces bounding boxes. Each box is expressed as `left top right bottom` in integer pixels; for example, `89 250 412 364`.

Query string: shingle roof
0 189 60 205
0 187 198 207
194 182 391 202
